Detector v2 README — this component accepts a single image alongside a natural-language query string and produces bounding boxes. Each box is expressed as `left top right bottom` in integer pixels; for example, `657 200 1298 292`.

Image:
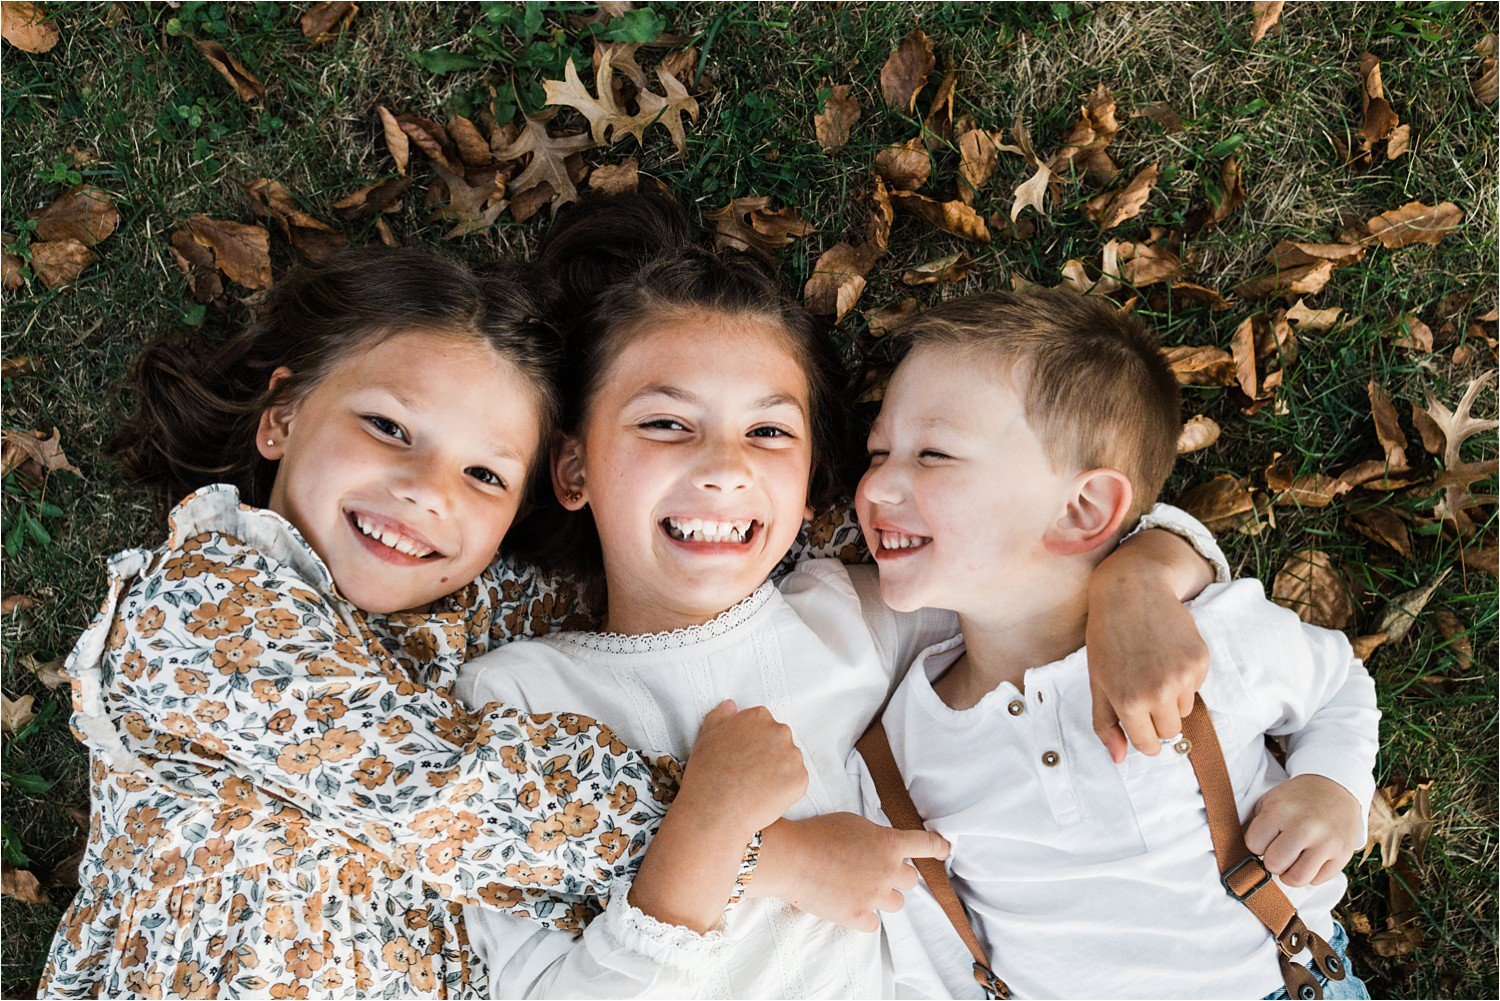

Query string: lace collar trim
553 581 776 654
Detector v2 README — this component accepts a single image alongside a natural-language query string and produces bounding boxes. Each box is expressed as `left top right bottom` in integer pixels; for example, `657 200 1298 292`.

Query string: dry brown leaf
1433 611 1473 670
1356 52 1404 162
1085 162 1158 231
23 653 67 691
1050 83 1119 182
658 46 698 86
866 175 894 252
589 159 639 195
1 1 58 53
1350 632 1388 661
430 164 508 238
1 355 38 377
1390 313 1434 353
1268 240 1367 269
1367 380 1409 471
3 233 24 290
376 106 409 174
803 242 881 322
1178 474 1256 527
1375 570 1451 645
1285 298 1342 331
865 298 921 337
1350 507 1413 558
1164 345 1238 387
957 124 1000 205
1010 159 1050 222
1363 782 1433 868
194 39 265 103
874 138 931 192
1460 540 1497 575
243 179 347 262
1264 455 1351 508
1229 313 1295 401
1234 260 1335 300
901 252 972 286
706 196 814 259
1108 239 1182 288
1272 549 1356 629
1250 1 1284 44
332 177 409 221
814 84 861 153
301 1 357 43
1206 156 1247 230
173 216 272 291
493 114 594 209
1474 34 1497 105
1386 124 1411 159
447 115 493 169
3 594 37 617
1169 282 1233 311
923 72 959 147
1366 200 1464 249
890 192 990 242
32 186 119 247
1 427 82 479
545 52 699 154
1421 371 1499 535
879 29 935 112
28 239 95 289
394 114 461 175
0 865 48 905
1176 415 1221 455
1 691 36 735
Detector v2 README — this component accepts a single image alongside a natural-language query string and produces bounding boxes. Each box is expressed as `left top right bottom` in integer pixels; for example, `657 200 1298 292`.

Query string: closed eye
364 415 408 442
920 450 954 461
466 466 508 490
638 418 690 433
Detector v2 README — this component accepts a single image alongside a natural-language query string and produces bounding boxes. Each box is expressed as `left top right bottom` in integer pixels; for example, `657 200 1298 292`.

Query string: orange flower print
306 696 347 723
447 810 482 843
316 727 361 762
499 745 528 775
268 983 311 999
504 862 563 887
255 607 301 639
381 936 421 972
277 739 323 776
377 716 413 740
162 551 213 580
560 801 600 837
174 667 209 695
423 837 462 875
149 848 188 888
411 808 454 840
264 903 299 942
337 859 372 899
596 828 630 863
211 635 263 674
562 900 599 932
432 714 476 747
557 712 592 735
517 781 540 810
120 930 149 967
354 755 392 790
595 728 628 755
283 938 327 979
477 881 524 909
101 835 133 870
403 627 439 663
267 708 296 733
119 650 149 681
542 756 579 797
221 776 262 809
522 718 558 749
408 955 437 993
161 713 197 738
122 804 165 846
137 604 166 637
251 678 284 703
425 768 456 788
526 815 567 853
192 837 235 874
171 959 212 999
186 597 251 640
193 700 229 725
608 781 637 812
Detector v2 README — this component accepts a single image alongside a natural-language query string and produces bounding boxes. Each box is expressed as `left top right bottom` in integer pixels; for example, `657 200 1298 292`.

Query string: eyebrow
363 385 525 464
627 385 807 414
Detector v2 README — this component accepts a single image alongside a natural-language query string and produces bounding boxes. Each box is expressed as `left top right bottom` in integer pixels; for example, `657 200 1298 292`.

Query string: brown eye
466 467 507 490
365 415 408 441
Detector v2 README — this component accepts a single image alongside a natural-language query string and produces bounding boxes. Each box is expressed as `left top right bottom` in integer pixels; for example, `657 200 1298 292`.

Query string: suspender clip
1221 854 1272 901
972 961 1007 999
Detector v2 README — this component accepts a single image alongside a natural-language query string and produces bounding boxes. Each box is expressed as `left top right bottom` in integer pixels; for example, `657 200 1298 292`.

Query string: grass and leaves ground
2 2 1495 997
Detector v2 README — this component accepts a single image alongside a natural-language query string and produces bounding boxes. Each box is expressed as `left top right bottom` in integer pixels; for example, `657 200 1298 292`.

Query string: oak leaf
1085 161 1158 231
1164 345 1237 387
1 691 36 735
301 2 357 44
706 197 814 259
879 29 935 112
1250 2 1284 44
901 252 972 286
0 865 48 905
1272 549 1356 629
493 114 594 209
194 40 265 103
1176 415 1221 455
1474 34 1497 105
32 185 119 247
1 427 81 480
1 1 57 53
1420 371 1498 535
1365 200 1463 249
589 159 639 195
544 51 699 154
874 138 930 192
28 239 95 289
891 193 990 242
804 242 881 321
1362 782 1433 868
1350 508 1412 558
172 216 271 291
1285 298 1342 331
814 84 861 153
1050 83 1118 182
244 179 347 262
865 298 921 337
430 164 508 238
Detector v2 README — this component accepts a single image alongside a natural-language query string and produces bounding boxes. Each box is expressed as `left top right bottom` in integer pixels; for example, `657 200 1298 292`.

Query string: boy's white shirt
453 504 1229 999
858 578 1379 1001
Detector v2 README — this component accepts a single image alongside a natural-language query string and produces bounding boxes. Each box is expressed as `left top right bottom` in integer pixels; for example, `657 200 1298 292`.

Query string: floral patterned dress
38 486 712 999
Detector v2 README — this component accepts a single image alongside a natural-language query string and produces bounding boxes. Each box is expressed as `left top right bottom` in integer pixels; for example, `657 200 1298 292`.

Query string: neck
601 575 746 636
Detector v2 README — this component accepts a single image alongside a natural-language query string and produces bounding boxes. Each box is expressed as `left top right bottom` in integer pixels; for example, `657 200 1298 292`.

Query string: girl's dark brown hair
116 246 563 512
511 190 856 578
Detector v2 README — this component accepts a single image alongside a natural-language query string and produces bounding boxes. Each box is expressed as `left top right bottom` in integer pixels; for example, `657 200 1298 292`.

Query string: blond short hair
892 289 1181 519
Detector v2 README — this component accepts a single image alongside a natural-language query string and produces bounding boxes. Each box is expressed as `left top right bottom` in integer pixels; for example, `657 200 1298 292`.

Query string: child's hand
680 700 809 839
1245 775 1365 887
749 813 950 932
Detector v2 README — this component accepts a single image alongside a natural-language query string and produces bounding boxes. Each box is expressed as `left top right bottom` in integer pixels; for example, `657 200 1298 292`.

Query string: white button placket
1025 682 1083 826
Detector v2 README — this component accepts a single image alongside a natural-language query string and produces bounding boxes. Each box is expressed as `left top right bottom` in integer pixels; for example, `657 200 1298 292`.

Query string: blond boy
853 291 1377 999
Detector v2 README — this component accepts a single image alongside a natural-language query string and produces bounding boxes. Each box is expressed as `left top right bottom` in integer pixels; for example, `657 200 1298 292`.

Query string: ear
551 433 589 511
255 367 296 462
1044 468 1133 557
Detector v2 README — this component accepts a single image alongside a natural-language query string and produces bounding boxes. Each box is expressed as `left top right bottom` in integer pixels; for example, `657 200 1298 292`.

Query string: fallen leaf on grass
1355 52 1406 164
244 179 348 261
493 115 594 210
1085 162 1158 231
1230 312 1296 402
194 40 265 103
0 865 48 905
3 233 24 290
814 83 861 153
332 177 409 221
1264 455 1351 508
1106 238 1182 288
1176 415 1221 454
865 298 921 337
1250 2 1284 44
1163 345 1238 387
1374 570 1451 645
1363 782 1433 868
1390 313 1433 353
1365 200 1464 249
957 122 1000 205
901 252 972 286
1168 282 1233 311
545 51 699 154
1178 474 1256 527
892 192 990 242
1350 632 1388 660
1191 156 1246 233
23 654 67 691
446 115 492 169
1050 83 1118 182
301 1 357 44
430 164 508 238
1433 611 1473 670
28 239 94 289
1474 34 1497 106
866 175 894 252
1272 549 1355 629
880 29 935 112
1 691 36 735
1367 380 1409 471
874 137 931 191
706 196 814 259
2 594 37 617
376 106 409 174
1350 508 1412 557
1 427 82 480
1 1 58 53
1420 371 1499 535
1367 856 1427 957
589 159 639 195
804 242 881 322
1235 240 1365 300
32 186 118 247
170 216 272 293
1285 298 1342 331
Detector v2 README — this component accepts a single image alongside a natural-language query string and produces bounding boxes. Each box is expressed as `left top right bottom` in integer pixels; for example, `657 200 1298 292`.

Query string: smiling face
561 307 814 634
856 343 1073 615
259 329 543 614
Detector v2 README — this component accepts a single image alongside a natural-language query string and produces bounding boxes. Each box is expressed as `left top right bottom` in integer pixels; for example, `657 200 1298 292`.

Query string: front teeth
355 514 435 558
664 517 754 544
879 530 931 550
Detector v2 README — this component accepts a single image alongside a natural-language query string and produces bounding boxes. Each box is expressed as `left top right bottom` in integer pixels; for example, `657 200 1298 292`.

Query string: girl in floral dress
39 249 827 999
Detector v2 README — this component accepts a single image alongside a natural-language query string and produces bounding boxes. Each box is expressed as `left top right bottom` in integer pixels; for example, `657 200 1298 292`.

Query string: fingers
1280 848 1325 888
1149 706 1183 747
1244 807 1277 857
877 888 906 913
848 910 880 934
894 829 950 861
1092 688 1129 764
703 699 737 725
894 862 919 891
1117 708 1160 756
1310 859 1341 886
1177 686 1196 720
1259 832 1302 877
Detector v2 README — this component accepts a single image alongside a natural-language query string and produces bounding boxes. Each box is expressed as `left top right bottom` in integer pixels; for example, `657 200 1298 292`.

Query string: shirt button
1174 738 1192 755
1006 699 1025 716
1041 750 1060 767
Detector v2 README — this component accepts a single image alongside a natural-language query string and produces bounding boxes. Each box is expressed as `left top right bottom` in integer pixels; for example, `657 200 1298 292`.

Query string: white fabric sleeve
1127 502 1232 584
466 879 728 999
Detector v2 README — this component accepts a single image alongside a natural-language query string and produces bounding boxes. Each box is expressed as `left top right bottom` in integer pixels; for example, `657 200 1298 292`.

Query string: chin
876 577 930 614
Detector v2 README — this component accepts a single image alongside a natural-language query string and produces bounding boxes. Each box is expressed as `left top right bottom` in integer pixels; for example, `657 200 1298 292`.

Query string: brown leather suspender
857 694 1348 1001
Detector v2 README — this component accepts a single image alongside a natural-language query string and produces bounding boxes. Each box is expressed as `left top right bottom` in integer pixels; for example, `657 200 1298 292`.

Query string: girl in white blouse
456 192 1229 999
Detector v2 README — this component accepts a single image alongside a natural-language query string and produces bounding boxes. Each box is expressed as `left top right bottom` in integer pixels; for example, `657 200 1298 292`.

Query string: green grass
2 2 1495 997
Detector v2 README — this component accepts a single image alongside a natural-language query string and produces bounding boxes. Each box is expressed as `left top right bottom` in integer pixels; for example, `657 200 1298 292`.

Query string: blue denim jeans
1262 923 1371 1000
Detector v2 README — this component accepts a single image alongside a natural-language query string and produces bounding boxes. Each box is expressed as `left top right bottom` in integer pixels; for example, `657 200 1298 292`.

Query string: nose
858 457 906 507
692 437 753 493
390 450 453 517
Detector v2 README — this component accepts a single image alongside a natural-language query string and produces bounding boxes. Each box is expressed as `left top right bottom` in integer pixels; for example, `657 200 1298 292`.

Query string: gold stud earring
566 491 581 504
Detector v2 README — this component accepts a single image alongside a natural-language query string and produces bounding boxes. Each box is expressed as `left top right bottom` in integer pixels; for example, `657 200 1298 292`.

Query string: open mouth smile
660 516 760 547
347 510 443 565
874 529 932 558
